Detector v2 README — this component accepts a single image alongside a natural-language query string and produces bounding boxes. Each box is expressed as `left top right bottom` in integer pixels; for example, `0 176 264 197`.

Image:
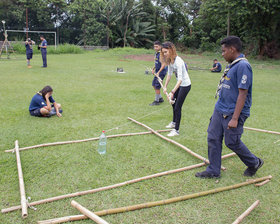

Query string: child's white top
168 56 191 87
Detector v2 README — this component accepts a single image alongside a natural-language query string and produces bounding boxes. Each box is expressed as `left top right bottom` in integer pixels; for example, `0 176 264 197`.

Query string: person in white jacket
162 42 191 136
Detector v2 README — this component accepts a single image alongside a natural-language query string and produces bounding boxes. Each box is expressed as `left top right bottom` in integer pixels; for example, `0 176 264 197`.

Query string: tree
154 0 190 44
188 0 280 56
112 0 155 48
98 0 124 47
70 0 107 46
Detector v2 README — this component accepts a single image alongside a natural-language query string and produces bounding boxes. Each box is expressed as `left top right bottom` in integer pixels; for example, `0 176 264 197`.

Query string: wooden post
37 176 272 224
244 126 280 135
15 140 28 218
1 153 236 214
232 200 260 224
5 130 171 153
128 117 226 170
71 200 109 224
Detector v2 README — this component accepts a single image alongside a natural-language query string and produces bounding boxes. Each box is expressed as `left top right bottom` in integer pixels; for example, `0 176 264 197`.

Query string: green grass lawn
0 48 279 224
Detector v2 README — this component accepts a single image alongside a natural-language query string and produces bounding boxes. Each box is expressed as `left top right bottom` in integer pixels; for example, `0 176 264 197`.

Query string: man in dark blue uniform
25 38 35 68
210 59 222 72
150 41 167 106
39 35 47 67
196 36 263 178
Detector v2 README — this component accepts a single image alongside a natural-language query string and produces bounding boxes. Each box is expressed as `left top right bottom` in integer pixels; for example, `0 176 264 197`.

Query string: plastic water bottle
97 131 107 155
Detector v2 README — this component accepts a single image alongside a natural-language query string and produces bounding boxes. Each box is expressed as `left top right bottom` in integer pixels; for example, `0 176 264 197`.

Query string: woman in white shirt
162 42 191 136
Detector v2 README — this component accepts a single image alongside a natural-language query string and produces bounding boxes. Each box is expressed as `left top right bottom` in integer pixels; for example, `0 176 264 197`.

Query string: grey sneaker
149 101 160 106
49 109 63 116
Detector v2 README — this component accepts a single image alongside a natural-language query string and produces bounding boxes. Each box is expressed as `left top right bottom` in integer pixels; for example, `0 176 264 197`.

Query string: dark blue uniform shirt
25 43 33 54
213 62 222 72
29 93 55 111
215 54 252 116
41 39 47 52
155 52 167 76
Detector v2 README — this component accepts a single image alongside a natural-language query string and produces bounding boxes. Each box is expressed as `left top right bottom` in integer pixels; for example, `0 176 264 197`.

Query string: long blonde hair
160 42 177 65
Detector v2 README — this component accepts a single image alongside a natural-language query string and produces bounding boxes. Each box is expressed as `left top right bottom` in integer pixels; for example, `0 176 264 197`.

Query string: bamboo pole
254 179 270 187
1 152 236 214
127 117 226 170
5 130 171 153
37 175 272 224
232 200 260 224
14 140 28 218
71 200 109 224
153 73 174 104
244 126 280 135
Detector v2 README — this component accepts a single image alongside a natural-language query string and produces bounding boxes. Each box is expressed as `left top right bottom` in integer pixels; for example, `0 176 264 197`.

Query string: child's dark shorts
30 108 42 117
26 53 33 60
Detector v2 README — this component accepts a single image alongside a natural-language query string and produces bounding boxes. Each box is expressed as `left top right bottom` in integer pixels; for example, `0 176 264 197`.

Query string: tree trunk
227 10 230 36
123 10 131 47
83 10 86 47
106 10 110 47
56 6 59 45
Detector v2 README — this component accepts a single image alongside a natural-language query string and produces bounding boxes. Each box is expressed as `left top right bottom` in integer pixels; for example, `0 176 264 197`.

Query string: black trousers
172 85 191 131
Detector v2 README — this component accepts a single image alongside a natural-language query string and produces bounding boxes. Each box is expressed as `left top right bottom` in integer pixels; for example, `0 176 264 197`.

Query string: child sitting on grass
29 85 62 117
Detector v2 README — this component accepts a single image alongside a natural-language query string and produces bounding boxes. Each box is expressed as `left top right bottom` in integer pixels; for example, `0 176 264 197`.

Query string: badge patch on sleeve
241 75 247 84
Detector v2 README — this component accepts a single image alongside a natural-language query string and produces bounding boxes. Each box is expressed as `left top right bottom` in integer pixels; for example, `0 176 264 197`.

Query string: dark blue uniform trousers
41 50 47 67
206 109 258 175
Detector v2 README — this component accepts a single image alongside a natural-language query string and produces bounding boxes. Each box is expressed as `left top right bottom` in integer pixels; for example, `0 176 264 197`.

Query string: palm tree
114 1 155 47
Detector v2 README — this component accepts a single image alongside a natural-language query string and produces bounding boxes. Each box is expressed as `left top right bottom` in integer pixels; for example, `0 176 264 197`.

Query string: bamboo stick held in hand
37 176 272 224
14 140 28 218
128 117 226 170
71 200 109 224
1 153 236 214
232 200 260 224
153 73 174 104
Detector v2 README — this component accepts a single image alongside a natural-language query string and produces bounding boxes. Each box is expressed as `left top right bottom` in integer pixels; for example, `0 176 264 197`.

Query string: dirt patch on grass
124 54 154 61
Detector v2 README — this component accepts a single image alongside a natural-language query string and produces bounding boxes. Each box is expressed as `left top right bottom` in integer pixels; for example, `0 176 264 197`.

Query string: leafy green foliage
187 0 280 57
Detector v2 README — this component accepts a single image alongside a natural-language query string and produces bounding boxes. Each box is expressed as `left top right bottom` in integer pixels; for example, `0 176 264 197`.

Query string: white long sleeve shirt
168 56 191 87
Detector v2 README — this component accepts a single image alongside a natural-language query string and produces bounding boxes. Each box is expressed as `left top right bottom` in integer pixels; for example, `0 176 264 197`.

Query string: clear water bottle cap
102 130 105 133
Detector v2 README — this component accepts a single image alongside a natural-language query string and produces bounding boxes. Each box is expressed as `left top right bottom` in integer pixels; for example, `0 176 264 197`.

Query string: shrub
11 43 84 54
48 44 84 54
110 47 153 55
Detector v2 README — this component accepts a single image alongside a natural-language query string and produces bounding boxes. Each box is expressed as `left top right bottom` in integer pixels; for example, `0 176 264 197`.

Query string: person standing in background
25 38 35 68
149 41 168 106
39 35 47 68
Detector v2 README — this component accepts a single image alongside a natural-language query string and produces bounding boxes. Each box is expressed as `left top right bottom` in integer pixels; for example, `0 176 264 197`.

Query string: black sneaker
159 98 164 103
149 101 160 106
243 158 264 177
195 170 220 178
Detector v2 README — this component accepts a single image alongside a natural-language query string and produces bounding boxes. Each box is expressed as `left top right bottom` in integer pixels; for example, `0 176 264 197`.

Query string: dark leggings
172 85 191 131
